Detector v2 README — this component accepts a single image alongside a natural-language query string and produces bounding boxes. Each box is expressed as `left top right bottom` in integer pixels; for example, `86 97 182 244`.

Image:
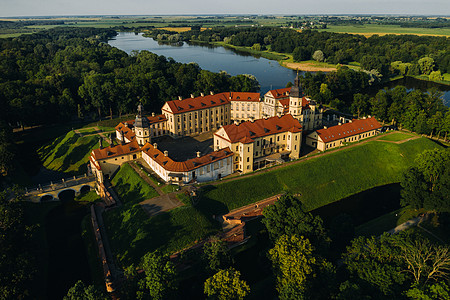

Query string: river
108 32 450 104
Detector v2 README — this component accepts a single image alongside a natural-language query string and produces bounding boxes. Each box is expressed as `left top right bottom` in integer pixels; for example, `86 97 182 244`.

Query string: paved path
387 215 423 234
127 161 184 217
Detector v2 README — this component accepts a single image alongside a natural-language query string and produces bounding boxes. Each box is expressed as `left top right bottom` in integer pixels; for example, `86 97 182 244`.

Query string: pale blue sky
1 0 449 17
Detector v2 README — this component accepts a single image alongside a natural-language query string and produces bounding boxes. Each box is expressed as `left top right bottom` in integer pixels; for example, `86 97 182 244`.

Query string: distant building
262 74 323 131
214 114 302 173
306 117 382 151
228 92 263 123
141 143 233 184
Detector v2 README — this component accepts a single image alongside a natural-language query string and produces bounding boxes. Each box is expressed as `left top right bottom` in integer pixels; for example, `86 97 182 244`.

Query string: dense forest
0 27 259 128
149 27 450 76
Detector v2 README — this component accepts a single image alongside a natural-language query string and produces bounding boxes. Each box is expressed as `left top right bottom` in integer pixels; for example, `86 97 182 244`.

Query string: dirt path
74 126 113 143
377 135 420 144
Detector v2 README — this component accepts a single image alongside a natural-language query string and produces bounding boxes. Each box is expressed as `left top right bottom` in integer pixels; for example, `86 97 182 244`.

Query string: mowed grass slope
198 137 443 214
106 164 218 265
38 131 99 175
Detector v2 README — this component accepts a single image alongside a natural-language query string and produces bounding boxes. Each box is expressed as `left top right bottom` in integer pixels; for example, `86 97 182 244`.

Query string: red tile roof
279 99 290 114
218 114 302 144
228 92 261 102
266 87 291 99
92 140 141 161
163 93 230 114
142 144 233 172
115 114 167 141
316 117 382 143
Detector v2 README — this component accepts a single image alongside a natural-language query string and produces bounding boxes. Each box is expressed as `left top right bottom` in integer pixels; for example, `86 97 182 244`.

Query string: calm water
108 32 297 93
109 32 450 105
46 191 91 299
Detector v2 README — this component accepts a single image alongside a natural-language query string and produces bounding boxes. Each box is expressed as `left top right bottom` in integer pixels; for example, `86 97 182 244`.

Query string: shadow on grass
195 185 229 216
59 136 97 174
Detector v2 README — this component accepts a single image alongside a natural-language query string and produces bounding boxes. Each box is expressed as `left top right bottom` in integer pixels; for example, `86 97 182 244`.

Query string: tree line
0 27 259 129
149 26 450 77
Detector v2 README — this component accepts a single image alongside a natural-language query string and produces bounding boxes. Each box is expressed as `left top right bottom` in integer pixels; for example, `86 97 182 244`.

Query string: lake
108 32 297 93
108 32 450 105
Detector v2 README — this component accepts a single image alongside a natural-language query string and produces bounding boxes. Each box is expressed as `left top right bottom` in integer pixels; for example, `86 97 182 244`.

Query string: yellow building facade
214 114 302 173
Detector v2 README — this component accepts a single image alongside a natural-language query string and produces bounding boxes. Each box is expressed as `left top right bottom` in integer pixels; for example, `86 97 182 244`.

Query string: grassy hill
37 131 101 175
197 137 444 214
105 164 218 265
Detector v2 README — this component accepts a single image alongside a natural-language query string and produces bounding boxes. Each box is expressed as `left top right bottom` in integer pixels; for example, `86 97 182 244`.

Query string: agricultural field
318 24 450 37
105 164 218 265
197 136 442 215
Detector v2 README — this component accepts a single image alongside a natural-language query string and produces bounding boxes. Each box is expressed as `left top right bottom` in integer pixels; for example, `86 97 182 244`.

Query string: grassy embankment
377 132 414 142
104 163 218 265
37 130 106 175
196 136 443 215
318 24 450 37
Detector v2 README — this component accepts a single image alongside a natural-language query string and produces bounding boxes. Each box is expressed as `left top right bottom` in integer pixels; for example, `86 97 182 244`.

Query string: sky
1 0 450 17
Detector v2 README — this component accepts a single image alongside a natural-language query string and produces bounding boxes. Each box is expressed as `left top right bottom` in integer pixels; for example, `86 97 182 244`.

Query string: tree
350 93 370 118
137 251 177 300
400 167 429 209
262 195 330 251
415 149 450 191
418 57 435 75
312 50 325 62
397 238 450 286
203 236 233 273
406 282 450 300
429 70 443 81
268 235 334 300
64 280 108 300
343 233 409 297
204 267 250 300
370 90 390 122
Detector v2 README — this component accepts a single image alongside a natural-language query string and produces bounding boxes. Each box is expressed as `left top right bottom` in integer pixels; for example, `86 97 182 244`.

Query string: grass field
318 24 450 37
197 137 442 215
378 132 414 142
105 164 218 265
111 163 159 203
37 130 100 175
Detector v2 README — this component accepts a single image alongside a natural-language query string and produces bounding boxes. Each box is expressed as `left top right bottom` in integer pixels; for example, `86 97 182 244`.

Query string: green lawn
37 131 99 175
111 163 159 203
197 137 443 215
378 132 414 142
105 163 217 265
318 24 450 37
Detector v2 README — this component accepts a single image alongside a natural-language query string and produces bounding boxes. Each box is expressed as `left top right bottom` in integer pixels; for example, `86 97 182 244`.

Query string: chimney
196 151 201 158
349 120 353 123
210 91 214 95
324 126 327 129
164 150 168 157
363 116 366 119
124 122 128 127
99 138 103 149
190 94 194 98
120 131 125 145
200 92 204 97
153 143 157 149
338 122 342 125
178 96 182 100
368 115 372 118
152 112 155 117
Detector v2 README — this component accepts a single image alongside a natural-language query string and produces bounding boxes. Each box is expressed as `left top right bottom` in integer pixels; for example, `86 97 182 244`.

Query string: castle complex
90 75 381 185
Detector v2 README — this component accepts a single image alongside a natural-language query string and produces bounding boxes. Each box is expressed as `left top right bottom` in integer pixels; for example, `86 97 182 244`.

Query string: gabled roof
217 114 302 144
92 140 141 161
163 93 230 114
316 117 382 143
141 144 234 172
265 87 291 100
228 92 261 102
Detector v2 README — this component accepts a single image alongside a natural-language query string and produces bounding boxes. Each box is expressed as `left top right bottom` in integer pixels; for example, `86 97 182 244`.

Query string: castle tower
134 103 151 146
289 71 303 120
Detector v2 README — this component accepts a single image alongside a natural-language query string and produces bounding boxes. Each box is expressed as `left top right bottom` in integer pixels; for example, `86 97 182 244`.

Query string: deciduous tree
204 267 250 300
